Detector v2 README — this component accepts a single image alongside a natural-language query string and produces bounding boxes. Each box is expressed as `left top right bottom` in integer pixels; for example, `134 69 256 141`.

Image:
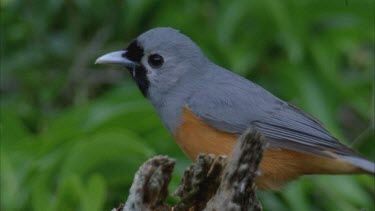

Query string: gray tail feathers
340 155 375 175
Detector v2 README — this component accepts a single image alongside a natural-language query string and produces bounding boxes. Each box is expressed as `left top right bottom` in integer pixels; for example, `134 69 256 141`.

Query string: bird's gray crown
136 27 206 62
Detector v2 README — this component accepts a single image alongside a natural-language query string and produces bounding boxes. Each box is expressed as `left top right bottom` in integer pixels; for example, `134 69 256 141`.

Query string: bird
96 27 374 190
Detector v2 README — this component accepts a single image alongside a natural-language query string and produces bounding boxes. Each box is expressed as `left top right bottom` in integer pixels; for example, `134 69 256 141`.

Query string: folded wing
187 71 374 174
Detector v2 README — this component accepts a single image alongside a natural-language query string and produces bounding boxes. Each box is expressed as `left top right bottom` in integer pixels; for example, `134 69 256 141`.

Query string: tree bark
114 128 265 211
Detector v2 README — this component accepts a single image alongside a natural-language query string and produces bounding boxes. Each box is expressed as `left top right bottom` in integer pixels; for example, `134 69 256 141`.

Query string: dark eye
148 54 164 68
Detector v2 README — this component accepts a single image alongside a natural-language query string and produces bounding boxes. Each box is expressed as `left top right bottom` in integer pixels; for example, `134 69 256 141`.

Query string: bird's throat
129 65 149 97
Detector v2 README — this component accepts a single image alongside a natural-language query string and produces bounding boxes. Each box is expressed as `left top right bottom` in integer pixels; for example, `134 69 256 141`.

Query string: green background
1 0 374 210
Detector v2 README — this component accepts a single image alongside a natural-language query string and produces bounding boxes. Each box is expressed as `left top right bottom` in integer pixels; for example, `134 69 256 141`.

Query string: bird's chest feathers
173 106 237 160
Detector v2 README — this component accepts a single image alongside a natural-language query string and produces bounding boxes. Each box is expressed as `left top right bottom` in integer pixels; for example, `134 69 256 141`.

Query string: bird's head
96 27 208 99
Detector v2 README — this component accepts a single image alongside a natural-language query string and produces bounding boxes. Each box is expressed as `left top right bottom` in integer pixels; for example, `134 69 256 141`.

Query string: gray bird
96 27 374 189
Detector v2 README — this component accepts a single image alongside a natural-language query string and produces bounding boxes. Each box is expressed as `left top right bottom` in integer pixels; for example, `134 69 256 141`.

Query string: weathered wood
121 155 175 211
116 128 265 211
204 129 264 211
174 154 228 210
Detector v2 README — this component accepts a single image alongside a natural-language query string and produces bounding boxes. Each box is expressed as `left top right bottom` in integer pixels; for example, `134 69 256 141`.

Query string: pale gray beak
95 50 137 68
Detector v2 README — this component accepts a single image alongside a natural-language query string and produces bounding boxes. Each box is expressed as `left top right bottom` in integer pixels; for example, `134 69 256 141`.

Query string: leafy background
1 0 374 210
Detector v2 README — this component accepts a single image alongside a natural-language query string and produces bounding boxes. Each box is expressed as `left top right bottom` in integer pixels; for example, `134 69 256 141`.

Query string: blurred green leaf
81 175 106 211
0 150 19 210
55 175 83 210
283 183 311 211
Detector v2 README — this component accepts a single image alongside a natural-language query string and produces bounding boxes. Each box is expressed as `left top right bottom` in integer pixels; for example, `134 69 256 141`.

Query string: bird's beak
95 50 138 69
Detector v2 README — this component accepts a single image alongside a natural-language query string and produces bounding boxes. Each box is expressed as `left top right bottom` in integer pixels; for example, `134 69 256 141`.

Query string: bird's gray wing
187 70 368 165
187 68 375 174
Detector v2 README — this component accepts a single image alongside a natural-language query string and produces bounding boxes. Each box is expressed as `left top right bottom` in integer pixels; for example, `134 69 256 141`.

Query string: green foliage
1 0 374 210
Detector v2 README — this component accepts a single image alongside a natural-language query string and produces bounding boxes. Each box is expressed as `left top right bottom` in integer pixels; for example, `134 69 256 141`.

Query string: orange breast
174 107 236 159
174 106 358 190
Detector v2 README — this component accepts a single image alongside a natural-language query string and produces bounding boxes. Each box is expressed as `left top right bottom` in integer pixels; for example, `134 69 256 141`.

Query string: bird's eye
148 54 164 68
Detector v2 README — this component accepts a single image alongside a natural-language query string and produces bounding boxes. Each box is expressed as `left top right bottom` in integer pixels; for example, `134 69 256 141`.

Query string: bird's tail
339 154 375 175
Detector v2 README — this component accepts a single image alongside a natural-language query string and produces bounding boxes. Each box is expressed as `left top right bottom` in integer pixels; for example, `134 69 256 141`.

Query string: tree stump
114 128 265 211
